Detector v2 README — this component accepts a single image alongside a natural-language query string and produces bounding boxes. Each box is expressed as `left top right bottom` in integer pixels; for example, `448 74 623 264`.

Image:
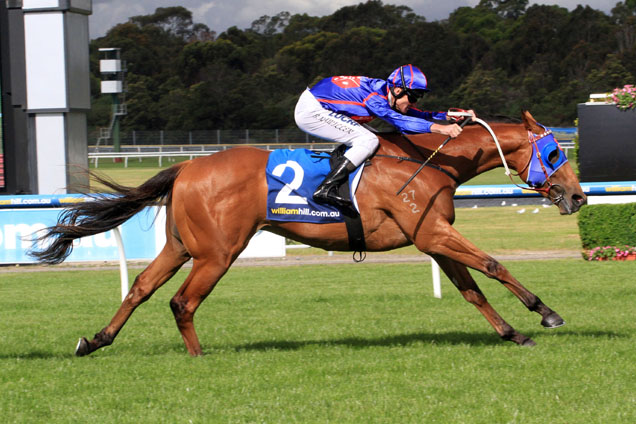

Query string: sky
89 0 617 40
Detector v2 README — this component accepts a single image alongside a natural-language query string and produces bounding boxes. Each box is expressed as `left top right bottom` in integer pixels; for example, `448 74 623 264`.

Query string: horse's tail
29 163 185 265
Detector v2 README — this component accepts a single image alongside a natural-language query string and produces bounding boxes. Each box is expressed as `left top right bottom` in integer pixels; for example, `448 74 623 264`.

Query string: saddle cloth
266 149 363 223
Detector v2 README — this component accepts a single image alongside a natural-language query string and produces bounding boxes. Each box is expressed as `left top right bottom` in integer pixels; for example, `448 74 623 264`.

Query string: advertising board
0 203 286 264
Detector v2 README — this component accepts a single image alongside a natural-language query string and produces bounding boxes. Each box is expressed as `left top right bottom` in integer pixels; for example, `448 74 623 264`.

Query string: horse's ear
521 110 543 133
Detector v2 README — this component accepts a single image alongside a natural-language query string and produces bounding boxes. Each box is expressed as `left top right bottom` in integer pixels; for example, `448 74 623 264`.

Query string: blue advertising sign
0 206 164 264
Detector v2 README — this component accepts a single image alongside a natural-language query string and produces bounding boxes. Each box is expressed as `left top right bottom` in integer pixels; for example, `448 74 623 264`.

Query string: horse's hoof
504 332 536 346
75 337 90 356
521 338 536 347
541 312 565 329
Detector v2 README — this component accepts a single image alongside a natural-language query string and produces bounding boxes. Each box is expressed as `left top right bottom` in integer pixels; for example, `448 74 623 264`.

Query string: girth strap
343 210 366 262
329 145 367 262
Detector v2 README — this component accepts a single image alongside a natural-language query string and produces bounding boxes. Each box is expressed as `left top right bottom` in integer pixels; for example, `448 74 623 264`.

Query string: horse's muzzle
551 185 586 215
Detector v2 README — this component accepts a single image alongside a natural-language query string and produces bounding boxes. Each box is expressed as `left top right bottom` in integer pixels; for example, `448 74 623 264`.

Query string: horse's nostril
573 194 586 206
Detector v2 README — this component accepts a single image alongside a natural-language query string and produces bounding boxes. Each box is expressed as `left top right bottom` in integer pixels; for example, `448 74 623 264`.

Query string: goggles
399 66 425 103
405 90 425 103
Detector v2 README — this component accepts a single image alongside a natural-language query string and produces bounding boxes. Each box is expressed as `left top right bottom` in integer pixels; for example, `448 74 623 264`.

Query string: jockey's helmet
387 65 429 104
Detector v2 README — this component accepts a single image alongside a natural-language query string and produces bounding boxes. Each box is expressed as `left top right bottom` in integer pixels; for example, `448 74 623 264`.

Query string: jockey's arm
434 109 477 137
431 122 463 138
408 107 476 138
407 108 447 121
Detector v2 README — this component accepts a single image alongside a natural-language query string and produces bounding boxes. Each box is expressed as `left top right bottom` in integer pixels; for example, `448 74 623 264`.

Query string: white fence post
431 258 442 298
112 226 129 302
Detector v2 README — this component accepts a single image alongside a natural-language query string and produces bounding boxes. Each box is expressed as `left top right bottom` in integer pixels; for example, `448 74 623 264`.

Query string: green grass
1 260 635 423
453 206 581 254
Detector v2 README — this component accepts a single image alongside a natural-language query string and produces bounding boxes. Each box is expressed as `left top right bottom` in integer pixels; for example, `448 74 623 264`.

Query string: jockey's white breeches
294 89 379 167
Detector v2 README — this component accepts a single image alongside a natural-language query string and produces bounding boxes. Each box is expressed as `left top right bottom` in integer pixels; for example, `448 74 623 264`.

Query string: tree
129 6 194 39
190 23 216 42
585 53 635 91
560 6 616 80
612 0 636 53
479 0 529 19
319 0 421 33
319 27 387 76
450 66 511 117
250 12 291 36
275 32 340 86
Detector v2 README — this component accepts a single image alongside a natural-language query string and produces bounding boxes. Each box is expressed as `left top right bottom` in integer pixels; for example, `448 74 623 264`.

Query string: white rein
447 112 512 177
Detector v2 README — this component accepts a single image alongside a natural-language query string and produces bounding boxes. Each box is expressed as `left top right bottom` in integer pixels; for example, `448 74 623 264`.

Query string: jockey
294 64 476 208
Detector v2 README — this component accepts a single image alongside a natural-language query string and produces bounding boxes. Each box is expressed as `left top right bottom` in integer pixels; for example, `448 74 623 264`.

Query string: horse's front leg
431 254 535 346
419 225 564 331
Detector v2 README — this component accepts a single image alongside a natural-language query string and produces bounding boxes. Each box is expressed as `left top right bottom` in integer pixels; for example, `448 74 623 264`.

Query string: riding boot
313 156 357 207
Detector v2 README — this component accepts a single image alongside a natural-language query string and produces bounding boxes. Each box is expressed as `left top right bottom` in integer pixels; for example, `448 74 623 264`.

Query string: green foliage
450 66 510 116
276 31 340 84
577 203 636 249
573 118 579 176
586 54 635 92
88 1 636 132
129 6 195 38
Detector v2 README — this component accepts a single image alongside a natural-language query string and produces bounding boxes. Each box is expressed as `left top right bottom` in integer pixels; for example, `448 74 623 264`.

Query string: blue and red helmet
388 64 429 91
387 64 429 104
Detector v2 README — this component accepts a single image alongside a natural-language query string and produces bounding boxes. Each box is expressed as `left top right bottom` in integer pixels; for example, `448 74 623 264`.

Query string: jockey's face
391 87 417 114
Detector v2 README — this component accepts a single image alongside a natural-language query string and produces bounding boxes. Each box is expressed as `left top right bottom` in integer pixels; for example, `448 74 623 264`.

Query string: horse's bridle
510 130 567 206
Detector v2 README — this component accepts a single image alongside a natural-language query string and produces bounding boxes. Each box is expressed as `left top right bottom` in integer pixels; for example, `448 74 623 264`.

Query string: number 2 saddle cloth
265 148 364 224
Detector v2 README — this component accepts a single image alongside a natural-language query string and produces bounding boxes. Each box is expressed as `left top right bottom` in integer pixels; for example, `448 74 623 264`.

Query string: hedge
577 203 636 249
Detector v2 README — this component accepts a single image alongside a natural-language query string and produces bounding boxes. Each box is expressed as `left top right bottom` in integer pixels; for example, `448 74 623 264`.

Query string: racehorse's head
520 111 586 214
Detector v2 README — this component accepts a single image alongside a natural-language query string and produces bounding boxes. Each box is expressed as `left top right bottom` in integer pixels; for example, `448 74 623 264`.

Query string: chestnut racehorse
31 111 586 356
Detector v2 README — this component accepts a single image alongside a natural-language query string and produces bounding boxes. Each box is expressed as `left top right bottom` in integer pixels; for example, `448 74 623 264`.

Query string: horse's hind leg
431 255 535 346
75 241 190 356
168 258 233 356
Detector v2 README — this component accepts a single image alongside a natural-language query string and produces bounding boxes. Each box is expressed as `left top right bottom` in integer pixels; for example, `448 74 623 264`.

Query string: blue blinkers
526 130 568 187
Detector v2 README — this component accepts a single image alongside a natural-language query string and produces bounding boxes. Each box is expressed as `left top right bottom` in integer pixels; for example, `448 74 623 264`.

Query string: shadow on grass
0 350 74 360
227 328 628 352
1 329 627 359
231 331 497 351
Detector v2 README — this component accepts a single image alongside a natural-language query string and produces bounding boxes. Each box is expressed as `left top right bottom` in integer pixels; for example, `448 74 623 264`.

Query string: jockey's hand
432 123 463 138
448 108 477 123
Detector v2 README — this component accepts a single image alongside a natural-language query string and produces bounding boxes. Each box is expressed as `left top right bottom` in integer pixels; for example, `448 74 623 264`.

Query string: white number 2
401 189 421 213
272 160 308 204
